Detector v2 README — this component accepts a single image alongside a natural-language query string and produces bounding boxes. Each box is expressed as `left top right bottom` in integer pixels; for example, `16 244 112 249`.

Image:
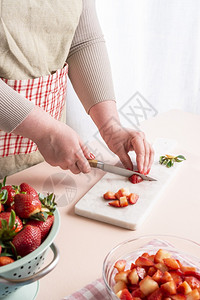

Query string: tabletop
5 110 200 300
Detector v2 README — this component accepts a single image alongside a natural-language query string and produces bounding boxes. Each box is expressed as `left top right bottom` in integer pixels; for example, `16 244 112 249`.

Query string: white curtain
66 0 200 141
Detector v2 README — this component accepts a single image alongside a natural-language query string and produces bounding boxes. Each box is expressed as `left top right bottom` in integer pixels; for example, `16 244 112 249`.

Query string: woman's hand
13 106 92 174
89 101 154 174
104 125 154 174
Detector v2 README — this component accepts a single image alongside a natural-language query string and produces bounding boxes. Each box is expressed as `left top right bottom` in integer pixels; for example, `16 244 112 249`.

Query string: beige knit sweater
0 0 115 133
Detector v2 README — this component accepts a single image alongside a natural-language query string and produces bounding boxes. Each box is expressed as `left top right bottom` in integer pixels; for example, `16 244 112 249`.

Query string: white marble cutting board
75 138 183 230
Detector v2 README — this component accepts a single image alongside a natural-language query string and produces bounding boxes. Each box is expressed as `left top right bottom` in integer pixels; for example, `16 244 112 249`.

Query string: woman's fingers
131 132 154 174
131 132 145 173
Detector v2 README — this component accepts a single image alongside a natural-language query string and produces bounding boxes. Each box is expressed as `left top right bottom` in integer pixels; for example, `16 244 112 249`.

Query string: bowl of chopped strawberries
103 235 200 300
0 178 60 298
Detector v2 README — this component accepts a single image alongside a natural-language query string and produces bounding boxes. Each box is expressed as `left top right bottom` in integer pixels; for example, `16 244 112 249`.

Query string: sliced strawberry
186 289 200 300
128 193 139 205
119 196 129 207
14 193 41 218
0 211 23 232
26 215 54 241
114 260 127 272
103 191 116 200
0 256 15 266
120 289 133 300
12 225 41 257
108 200 120 207
129 174 143 184
148 267 157 276
171 295 186 300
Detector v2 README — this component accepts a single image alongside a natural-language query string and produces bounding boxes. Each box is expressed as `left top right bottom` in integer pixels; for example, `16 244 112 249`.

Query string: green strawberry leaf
0 189 8 203
2 176 7 187
176 155 186 160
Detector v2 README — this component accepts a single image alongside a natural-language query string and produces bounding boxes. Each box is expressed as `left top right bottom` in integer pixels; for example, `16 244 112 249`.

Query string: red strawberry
26 215 54 241
0 212 23 232
0 203 4 212
12 225 41 257
103 191 116 200
1 185 16 206
128 193 139 205
20 183 38 199
0 256 15 266
120 289 133 300
129 174 143 184
14 194 41 218
0 245 2 254
108 200 120 207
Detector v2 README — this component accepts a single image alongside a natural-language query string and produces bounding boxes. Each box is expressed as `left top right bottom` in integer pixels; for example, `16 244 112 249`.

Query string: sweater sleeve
67 0 116 114
0 79 34 133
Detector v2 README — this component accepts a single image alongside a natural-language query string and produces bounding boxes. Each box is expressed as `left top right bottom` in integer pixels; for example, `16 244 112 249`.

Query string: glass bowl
102 235 200 300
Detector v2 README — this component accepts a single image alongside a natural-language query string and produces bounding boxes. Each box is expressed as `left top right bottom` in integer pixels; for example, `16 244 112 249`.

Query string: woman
0 0 154 179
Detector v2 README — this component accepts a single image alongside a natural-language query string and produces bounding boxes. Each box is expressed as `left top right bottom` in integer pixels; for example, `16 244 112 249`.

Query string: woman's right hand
13 106 92 174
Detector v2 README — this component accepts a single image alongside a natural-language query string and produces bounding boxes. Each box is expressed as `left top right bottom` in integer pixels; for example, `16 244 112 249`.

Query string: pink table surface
6 110 200 300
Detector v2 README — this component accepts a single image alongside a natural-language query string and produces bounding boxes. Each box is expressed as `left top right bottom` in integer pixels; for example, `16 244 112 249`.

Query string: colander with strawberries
0 180 60 299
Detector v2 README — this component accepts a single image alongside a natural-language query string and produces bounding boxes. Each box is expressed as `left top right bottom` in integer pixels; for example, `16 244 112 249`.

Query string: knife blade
88 160 157 181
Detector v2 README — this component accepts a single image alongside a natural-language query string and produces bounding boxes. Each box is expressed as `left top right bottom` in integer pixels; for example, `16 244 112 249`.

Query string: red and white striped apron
0 64 68 157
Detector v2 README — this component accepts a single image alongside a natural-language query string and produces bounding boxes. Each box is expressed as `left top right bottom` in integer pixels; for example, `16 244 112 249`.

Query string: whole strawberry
0 212 23 232
20 183 38 199
14 194 41 218
27 215 54 241
1 185 16 206
12 225 41 257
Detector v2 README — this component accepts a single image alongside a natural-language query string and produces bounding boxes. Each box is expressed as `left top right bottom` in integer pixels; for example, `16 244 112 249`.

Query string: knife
88 160 157 181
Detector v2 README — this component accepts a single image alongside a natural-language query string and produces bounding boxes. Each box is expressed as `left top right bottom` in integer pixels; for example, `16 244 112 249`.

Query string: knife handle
88 159 98 168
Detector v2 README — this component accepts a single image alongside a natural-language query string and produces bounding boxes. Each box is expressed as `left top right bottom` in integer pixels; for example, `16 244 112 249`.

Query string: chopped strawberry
120 289 133 300
119 196 129 207
103 191 116 200
161 280 176 295
115 188 129 199
129 174 143 184
113 281 127 294
108 200 120 207
161 271 173 283
154 249 171 263
147 288 163 300
114 260 127 272
0 256 15 266
12 225 41 257
152 269 163 283
163 258 180 270
136 267 147 279
185 276 200 289
14 193 41 218
26 215 54 241
169 271 183 286
131 287 144 298
186 289 200 300
139 275 159 296
128 269 139 285
0 211 23 232
135 256 154 267
115 271 130 284
128 193 139 205
176 281 192 295
148 267 157 276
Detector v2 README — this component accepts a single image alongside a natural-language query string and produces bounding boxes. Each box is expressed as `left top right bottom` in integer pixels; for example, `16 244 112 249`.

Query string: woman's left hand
104 125 154 175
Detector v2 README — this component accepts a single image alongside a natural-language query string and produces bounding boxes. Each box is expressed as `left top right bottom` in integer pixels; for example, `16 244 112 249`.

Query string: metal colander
0 209 60 298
